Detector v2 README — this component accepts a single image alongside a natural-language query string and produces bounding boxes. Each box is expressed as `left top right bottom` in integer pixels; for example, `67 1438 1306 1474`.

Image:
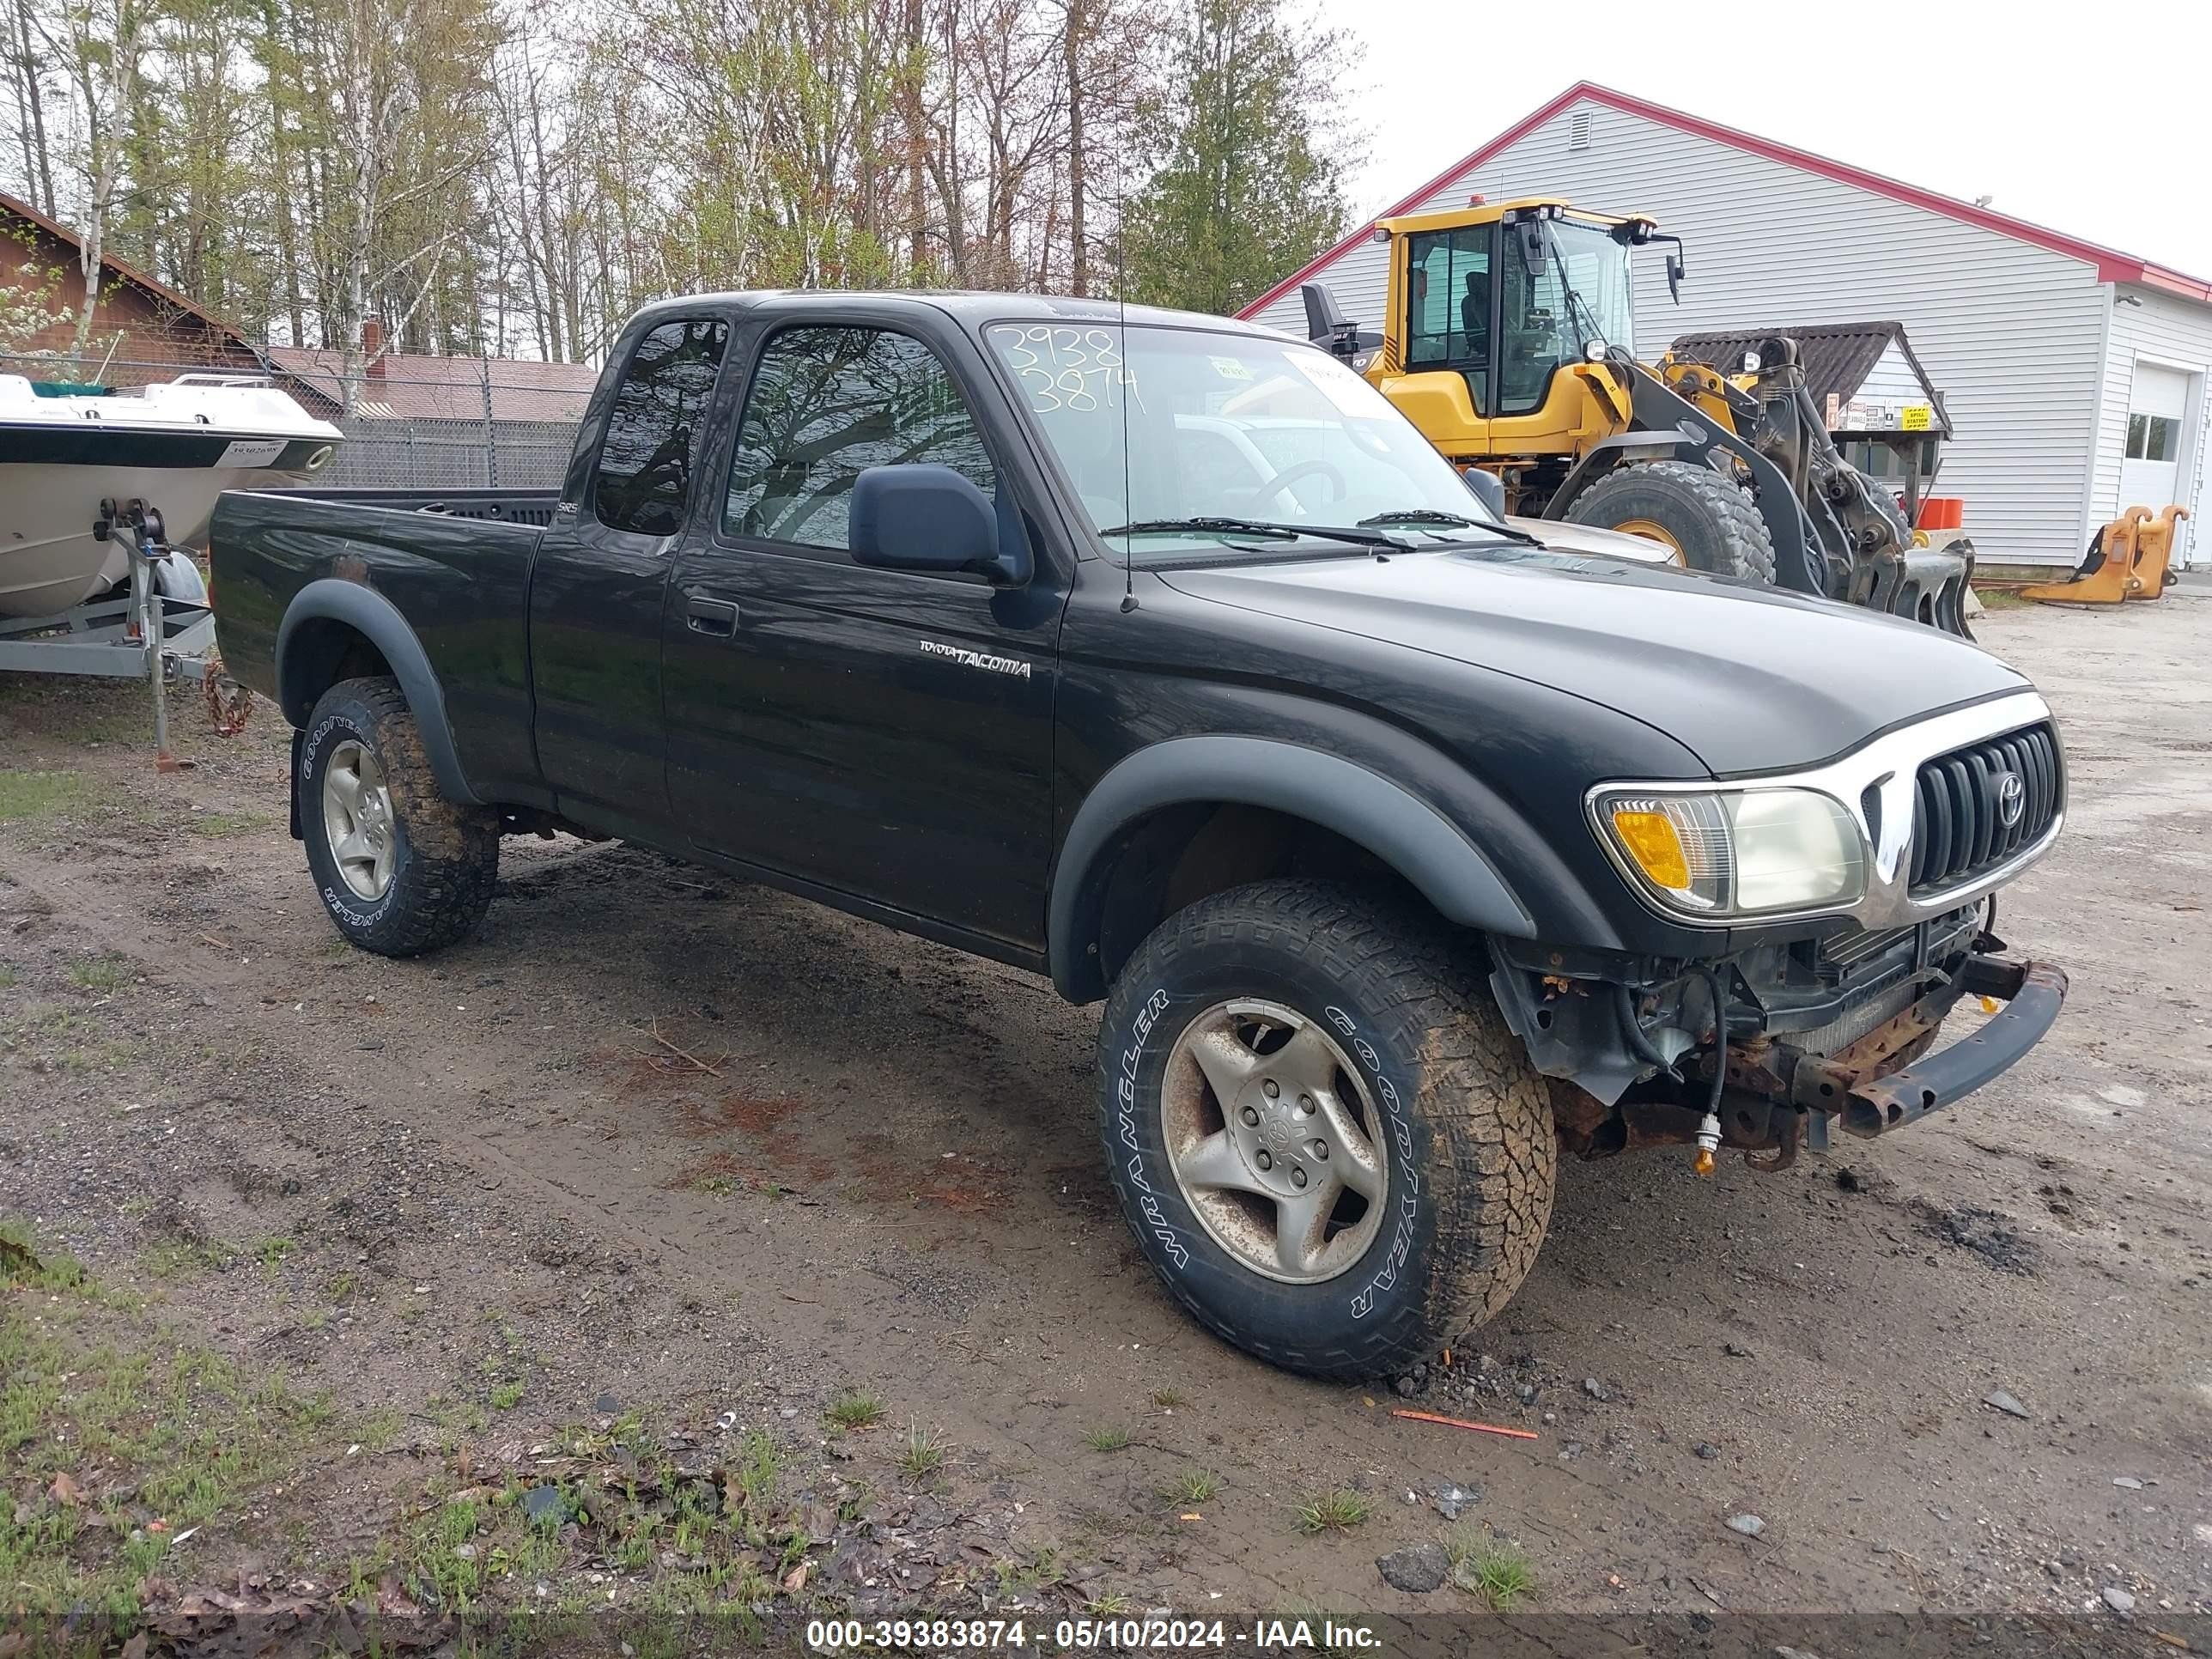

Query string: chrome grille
1908 721 2061 896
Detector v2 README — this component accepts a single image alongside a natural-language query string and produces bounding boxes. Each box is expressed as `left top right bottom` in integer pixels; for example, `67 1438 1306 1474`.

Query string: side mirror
1459 466 1507 520
849 464 1030 585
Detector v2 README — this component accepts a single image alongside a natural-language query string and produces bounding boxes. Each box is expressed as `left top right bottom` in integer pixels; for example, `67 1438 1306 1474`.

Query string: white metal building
1240 83 2212 568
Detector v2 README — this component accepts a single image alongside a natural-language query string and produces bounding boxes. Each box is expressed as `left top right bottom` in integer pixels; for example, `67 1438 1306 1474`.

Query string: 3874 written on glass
986 325 1146 416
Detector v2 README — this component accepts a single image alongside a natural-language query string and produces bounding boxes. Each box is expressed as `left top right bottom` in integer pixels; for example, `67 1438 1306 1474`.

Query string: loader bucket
2124 505 2190 599
2021 507 2182 605
1850 545 1976 636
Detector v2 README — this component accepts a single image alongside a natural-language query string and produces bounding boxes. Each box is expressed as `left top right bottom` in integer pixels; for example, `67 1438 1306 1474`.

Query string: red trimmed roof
1237 82 2212 320
0 190 257 343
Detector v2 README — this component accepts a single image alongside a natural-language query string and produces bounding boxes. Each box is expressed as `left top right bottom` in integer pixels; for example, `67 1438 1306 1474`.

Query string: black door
529 313 729 828
662 318 1066 954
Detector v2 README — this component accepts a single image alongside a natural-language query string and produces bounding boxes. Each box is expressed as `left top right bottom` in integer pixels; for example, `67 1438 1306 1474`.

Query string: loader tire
1565 459 1779 584
1095 878 1556 1381
300 676 499 957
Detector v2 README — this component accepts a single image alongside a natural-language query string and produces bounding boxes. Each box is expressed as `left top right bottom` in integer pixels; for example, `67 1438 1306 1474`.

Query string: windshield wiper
1358 509 1545 547
1099 516 1413 550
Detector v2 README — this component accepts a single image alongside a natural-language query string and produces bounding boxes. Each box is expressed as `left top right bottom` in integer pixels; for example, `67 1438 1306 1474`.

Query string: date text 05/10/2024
805 1617 1386 1651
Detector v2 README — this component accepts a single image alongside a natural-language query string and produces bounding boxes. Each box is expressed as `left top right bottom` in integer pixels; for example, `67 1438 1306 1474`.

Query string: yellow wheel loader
1299 198 1973 635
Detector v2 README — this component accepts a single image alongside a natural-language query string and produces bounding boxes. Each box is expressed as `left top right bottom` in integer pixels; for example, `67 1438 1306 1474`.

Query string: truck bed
258 486 562 526
210 488 548 804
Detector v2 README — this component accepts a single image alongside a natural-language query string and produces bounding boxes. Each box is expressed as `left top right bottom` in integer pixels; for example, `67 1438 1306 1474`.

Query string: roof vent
1568 110 1593 152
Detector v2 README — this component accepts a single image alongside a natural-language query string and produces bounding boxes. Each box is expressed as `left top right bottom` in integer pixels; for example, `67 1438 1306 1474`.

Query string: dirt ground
3 593 2208 1656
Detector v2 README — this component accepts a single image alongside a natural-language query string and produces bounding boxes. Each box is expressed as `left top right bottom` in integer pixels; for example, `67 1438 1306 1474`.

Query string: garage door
2118 361 2191 514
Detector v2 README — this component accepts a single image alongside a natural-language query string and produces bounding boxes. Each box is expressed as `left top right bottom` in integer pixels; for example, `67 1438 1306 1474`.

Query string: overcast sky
1312 0 2212 281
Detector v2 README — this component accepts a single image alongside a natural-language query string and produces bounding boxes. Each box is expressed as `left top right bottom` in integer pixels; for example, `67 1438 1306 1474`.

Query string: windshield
983 322 1507 556
1496 219 1637 420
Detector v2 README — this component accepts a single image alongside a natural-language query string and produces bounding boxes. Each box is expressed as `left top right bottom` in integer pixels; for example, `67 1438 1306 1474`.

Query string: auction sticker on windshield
1286 349 1377 416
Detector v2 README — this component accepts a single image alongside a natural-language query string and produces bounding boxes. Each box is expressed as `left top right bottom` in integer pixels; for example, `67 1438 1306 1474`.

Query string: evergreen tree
1120 0 1352 315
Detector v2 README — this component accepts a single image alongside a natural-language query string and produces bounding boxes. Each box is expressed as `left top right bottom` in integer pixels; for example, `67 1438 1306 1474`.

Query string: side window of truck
592 317 731 537
722 326 997 554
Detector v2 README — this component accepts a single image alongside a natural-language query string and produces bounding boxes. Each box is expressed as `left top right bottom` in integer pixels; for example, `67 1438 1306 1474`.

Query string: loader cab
1398 203 1638 417
1345 198 1653 479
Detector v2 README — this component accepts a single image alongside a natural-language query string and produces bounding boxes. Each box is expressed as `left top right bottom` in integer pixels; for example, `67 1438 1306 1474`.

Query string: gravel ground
2 593 2207 1655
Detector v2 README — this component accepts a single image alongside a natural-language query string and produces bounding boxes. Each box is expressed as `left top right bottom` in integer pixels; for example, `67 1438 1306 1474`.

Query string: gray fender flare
276 578 481 805
1047 735 1534 1000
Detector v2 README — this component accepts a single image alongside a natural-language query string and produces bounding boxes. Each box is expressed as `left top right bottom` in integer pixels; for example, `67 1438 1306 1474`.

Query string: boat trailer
0 498 249 769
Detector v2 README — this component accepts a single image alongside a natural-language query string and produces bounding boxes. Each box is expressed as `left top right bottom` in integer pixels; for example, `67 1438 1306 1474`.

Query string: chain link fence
3 347 589 492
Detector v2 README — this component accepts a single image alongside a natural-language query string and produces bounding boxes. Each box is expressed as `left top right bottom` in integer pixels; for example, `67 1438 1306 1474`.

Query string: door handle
685 596 738 637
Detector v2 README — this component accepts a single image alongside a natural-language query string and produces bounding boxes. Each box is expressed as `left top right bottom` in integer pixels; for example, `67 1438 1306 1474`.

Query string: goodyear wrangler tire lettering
1091 878 1558 1381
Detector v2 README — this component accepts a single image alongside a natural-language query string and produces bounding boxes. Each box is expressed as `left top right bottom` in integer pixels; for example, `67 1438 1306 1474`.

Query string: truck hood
1156 544 2029 775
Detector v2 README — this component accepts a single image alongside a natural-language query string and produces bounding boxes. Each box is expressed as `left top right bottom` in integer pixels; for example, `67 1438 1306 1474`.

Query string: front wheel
1564 458 1779 583
300 676 499 957
1095 880 1555 1381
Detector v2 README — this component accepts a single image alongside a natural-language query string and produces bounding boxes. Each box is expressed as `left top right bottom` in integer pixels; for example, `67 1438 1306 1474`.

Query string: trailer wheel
1095 879 1555 1381
300 676 499 957
1565 459 1779 584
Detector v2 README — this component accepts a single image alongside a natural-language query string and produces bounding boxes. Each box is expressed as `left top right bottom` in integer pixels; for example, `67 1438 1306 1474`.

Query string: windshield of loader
1497 218 1636 416
985 321 1508 557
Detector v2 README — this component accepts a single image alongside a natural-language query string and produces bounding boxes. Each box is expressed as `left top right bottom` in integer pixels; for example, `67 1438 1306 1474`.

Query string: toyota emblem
1995 770 2027 828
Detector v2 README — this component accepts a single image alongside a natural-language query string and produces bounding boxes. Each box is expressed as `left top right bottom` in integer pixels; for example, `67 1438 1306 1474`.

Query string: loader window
1403 227 1490 411
1497 218 1635 416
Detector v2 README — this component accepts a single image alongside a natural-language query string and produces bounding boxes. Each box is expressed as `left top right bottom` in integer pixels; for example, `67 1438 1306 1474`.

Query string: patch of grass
1445 1526 1535 1609
0 963 18 990
253 1235 292 1277
325 1270 362 1304
1294 1487 1370 1534
411 1494 487 1608
0 769 90 824
823 1389 884 1431
897 1422 946 1482
687 1171 739 1197
1281 1601 1364 1659
731 1428 781 1514
1 1219 331 1643
65 954 131 992
991 1544 1064 1595
1973 586 2029 611
1164 1468 1218 1506
143 1237 234 1279
1149 1387 1188 1408
1083 1423 1132 1453
489 1380 526 1411
185 809 274 839
1085 1590 1133 1616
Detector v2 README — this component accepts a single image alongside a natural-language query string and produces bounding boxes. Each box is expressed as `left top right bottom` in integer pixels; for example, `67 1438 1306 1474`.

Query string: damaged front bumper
1533 943 2067 1171
1833 955 2066 1136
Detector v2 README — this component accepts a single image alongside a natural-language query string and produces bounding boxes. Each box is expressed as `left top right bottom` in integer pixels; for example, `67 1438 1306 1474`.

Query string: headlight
1595 787 1866 918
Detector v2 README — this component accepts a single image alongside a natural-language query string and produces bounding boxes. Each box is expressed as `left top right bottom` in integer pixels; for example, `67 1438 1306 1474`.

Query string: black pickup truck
211 292 2068 1380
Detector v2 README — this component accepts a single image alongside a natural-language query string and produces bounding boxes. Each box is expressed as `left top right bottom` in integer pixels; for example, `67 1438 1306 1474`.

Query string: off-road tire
300 676 499 957
1095 879 1556 1381
1565 458 1779 584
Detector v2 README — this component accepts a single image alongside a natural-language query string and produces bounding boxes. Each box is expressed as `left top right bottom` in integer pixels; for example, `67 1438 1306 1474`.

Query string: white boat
0 372 343 618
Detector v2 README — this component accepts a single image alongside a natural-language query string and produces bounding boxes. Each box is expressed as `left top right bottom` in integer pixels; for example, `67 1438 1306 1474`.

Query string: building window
2125 412 2176 463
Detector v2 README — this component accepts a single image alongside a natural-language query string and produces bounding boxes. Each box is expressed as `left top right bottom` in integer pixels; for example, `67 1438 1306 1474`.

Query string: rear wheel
301 676 499 957
1565 459 1779 584
1095 879 1556 1381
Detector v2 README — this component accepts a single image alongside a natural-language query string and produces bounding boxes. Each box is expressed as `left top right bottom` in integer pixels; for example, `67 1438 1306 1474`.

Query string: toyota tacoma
209 292 2068 1380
